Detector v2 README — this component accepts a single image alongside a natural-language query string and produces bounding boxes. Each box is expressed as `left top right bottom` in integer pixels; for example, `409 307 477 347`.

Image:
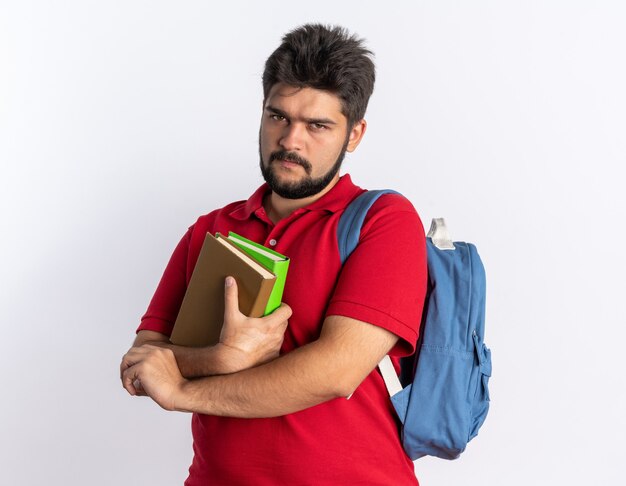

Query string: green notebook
226 232 290 315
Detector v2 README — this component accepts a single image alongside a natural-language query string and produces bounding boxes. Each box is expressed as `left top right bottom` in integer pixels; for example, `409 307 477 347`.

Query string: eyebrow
265 105 338 126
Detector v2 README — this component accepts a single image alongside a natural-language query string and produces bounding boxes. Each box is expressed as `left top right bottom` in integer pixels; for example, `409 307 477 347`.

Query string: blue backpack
338 189 492 460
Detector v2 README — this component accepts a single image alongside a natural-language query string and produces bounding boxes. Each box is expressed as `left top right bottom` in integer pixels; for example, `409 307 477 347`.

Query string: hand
218 276 292 373
120 345 187 411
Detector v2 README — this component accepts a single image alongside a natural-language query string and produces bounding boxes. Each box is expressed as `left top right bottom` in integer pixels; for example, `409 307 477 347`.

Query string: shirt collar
228 183 270 221
302 174 362 213
228 174 363 221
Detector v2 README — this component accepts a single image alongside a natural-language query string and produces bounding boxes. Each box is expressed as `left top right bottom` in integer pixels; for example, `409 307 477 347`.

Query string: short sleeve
325 194 427 356
136 228 193 336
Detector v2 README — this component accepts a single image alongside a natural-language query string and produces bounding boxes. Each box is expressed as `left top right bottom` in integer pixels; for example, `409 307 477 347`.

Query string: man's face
259 83 364 199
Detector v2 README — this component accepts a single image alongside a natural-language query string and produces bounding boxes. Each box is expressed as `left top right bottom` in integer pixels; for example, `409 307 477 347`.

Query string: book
170 232 277 347
225 232 290 315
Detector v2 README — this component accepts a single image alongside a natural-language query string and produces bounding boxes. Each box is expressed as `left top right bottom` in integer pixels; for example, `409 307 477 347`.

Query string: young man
121 24 427 485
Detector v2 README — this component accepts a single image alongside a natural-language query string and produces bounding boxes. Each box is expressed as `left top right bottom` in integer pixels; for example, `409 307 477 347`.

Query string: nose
279 123 305 151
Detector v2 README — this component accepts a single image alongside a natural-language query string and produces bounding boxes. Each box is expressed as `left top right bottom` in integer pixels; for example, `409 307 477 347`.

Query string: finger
122 366 140 396
120 352 136 380
133 379 148 396
120 358 127 380
223 276 241 320
270 303 293 322
120 347 158 392
119 346 149 380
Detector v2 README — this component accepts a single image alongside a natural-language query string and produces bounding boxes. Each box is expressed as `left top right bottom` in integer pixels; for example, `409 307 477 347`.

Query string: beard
259 138 348 200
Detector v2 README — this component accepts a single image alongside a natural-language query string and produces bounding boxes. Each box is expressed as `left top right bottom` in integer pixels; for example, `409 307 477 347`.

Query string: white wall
1 1 624 484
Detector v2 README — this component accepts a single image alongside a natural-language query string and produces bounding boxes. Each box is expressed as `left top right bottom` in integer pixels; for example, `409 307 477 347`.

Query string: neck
265 175 340 223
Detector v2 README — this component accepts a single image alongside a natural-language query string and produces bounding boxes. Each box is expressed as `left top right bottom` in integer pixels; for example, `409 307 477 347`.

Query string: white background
1 1 625 484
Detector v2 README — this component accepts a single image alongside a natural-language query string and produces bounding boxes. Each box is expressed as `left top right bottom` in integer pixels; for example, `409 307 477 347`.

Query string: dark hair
262 24 376 127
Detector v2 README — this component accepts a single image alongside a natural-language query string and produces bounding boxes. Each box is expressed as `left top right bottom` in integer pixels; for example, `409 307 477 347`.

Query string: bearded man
121 23 427 485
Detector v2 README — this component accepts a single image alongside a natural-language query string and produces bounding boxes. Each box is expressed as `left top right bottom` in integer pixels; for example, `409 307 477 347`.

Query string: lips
269 150 312 174
277 159 301 167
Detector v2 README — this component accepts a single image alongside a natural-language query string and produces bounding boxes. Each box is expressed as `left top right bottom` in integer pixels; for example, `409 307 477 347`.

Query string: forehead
264 83 346 122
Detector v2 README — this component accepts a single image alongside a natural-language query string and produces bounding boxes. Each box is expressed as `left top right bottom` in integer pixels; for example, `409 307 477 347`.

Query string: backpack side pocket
469 330 491 441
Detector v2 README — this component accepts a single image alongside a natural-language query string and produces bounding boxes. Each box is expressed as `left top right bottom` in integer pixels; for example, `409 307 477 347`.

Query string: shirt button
269 239 277 246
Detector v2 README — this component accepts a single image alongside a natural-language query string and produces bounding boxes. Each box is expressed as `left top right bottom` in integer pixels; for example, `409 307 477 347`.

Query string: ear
346 119 367 152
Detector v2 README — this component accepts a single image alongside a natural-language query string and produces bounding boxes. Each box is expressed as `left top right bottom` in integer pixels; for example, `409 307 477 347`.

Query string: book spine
263 259 289 315
248 277 277 317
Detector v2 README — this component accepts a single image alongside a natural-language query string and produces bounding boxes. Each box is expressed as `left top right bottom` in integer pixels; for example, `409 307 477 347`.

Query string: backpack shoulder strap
337 189 403 398
337 189 399 265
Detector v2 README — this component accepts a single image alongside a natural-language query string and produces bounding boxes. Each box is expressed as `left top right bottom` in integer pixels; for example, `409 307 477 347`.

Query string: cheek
315 137 344 161
259 127 273 156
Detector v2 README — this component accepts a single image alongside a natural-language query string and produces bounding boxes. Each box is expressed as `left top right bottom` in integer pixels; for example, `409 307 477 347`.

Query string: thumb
224 276 240 319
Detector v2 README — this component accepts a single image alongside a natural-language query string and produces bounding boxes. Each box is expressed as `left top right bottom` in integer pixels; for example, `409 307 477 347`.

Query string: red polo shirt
138 174 427 485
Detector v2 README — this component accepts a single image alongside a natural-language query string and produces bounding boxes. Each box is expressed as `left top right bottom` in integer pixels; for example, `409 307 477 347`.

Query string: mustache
269 150 312 173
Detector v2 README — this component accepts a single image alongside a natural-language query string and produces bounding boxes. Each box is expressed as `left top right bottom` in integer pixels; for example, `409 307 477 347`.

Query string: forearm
175 339 346 418
133 331 239 377
167 344 226 377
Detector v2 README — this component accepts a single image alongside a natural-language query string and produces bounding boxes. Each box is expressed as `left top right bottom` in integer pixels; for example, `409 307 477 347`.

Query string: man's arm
121 277 398 417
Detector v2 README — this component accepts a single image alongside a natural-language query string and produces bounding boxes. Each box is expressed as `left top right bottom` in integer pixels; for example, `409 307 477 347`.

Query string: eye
270 114 286 122
310 123 328 131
